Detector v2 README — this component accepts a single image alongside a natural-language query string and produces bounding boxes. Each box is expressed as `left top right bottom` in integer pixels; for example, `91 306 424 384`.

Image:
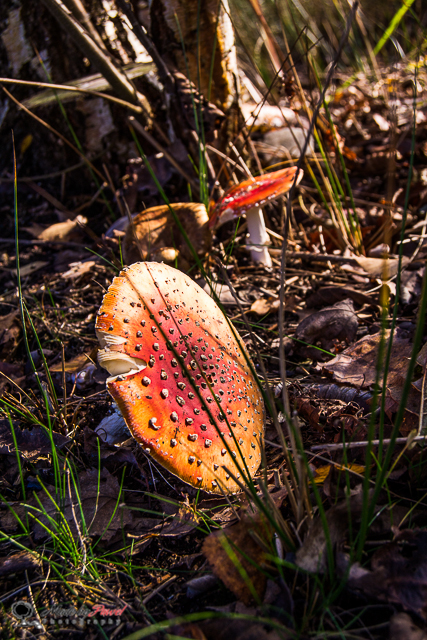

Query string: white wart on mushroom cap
95 262 264 494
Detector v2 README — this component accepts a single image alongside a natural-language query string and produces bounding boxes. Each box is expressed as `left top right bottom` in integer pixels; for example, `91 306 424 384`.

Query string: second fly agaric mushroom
95 262 264 494
209 166 303 267
122 203 211 269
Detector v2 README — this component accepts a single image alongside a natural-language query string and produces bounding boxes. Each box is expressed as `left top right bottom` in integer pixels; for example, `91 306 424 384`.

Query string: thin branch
311 434 425 452
0 77 144 113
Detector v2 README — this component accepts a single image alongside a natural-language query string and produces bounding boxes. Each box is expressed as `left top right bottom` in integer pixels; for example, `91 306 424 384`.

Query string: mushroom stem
245 206 272 267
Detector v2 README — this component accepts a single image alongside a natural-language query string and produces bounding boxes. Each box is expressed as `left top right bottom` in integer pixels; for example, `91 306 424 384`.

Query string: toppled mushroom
95 262 264 494
123 203 211 270
209 167 303 267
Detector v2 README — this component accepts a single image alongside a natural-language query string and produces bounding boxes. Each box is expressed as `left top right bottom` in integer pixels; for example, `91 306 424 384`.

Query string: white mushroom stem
245 206 272 267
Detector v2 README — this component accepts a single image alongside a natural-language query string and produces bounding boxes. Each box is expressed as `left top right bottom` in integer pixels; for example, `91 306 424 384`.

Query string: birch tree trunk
149 0 239 112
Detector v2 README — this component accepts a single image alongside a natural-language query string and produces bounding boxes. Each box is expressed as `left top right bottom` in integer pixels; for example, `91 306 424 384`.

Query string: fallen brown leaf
320 329 413 389
296 488 368 573
203 514 272 605
0 420 70 460
349 529 427 621
354 255 410 279
24 215 87 242
250 298 276 316
319 329 423 433
289 298 358 360
62 259 96 280
389 613 427 640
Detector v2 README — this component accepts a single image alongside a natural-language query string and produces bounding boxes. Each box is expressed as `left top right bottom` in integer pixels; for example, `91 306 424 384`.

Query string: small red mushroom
95 262 264 494
209 167 303 267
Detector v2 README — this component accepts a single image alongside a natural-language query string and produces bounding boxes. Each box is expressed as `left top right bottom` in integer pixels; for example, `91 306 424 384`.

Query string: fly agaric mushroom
123 203 211 270
209 167 303 267
95 262 264 494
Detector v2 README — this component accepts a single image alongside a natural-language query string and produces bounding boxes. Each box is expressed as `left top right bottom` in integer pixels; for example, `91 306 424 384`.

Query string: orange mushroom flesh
95 262 264 494
209 167 303 267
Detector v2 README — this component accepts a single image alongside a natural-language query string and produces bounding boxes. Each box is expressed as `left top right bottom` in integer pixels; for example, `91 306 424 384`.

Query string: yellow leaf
250 298 274 316
314 463 365 484
20 134 33 156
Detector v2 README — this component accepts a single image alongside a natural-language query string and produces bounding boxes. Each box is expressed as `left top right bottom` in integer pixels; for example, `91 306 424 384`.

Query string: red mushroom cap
95 262 264 494
209 166 303 228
